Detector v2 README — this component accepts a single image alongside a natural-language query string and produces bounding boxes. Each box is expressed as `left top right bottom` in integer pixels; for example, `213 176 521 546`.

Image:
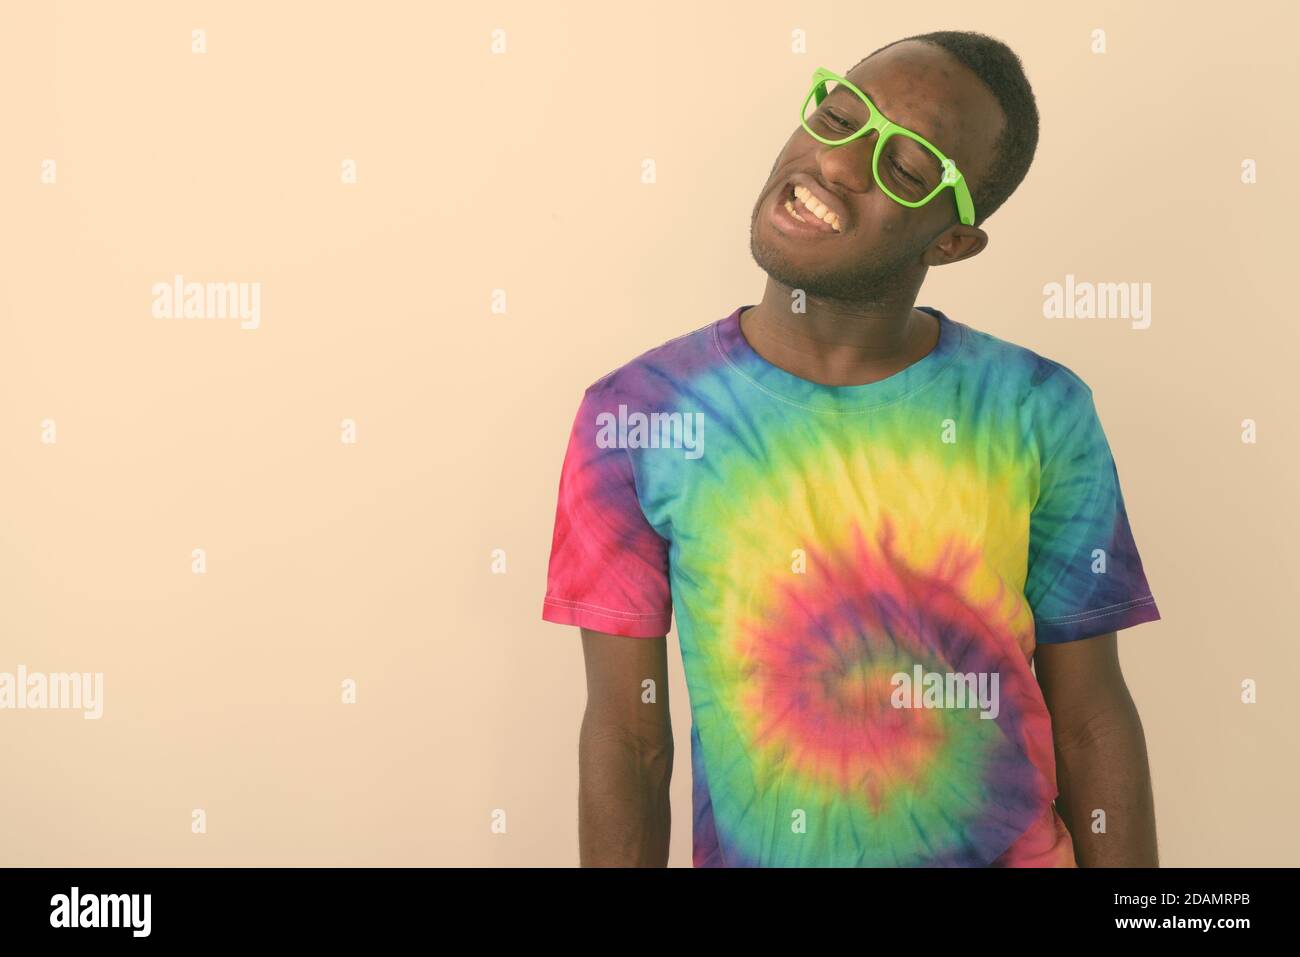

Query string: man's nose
820 130 878 189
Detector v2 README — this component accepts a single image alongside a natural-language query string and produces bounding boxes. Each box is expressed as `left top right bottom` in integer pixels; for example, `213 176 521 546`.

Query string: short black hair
849 31 1039 227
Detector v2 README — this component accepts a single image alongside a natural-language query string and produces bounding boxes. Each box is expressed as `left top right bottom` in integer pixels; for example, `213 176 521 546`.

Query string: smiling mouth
783 184 843 233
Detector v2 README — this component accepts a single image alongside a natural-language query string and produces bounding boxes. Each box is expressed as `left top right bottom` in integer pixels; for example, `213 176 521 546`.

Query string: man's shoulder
958 316 1094 401
951 317 1103 457
581 313 728 404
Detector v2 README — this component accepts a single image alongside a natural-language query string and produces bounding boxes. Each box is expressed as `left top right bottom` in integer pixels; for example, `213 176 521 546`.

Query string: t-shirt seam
583 379 675 548
1036 594 1156 624
1024 382 1115 611
543 596 668 620
1030 379 1097 486
710 314 968 415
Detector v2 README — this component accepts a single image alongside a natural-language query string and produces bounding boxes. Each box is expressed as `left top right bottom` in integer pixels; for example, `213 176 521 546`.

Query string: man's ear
922 225 988 266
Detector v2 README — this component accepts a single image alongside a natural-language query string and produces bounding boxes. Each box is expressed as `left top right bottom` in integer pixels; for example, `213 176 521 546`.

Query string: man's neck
738 296 938 388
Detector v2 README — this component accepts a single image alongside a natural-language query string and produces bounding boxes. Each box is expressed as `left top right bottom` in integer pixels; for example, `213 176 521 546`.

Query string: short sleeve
1024 375 1161 644
541 383 673 638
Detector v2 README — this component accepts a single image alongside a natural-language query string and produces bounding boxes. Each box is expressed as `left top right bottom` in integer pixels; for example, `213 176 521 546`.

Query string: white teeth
792 185 843 232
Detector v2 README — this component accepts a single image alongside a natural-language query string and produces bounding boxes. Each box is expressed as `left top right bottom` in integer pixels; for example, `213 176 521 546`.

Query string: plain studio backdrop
0 0 1296 866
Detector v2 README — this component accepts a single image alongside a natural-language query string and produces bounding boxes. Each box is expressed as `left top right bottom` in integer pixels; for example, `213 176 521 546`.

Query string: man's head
749 31 1040 303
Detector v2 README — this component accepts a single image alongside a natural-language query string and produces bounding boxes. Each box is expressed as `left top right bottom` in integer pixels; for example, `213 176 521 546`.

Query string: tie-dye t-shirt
541 304 1161 867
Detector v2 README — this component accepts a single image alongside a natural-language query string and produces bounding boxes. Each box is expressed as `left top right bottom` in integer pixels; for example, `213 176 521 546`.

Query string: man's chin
750 222 922 301
748 234 838 298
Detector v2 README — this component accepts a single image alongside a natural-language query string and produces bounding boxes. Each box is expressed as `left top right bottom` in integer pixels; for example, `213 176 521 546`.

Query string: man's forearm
577 718 673 866
1053 707 1158 866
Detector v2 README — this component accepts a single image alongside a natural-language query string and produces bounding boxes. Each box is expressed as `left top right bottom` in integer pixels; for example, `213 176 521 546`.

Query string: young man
541 31 1162 867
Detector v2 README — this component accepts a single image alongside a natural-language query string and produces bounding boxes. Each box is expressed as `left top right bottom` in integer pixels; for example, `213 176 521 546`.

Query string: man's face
749 41 1004 302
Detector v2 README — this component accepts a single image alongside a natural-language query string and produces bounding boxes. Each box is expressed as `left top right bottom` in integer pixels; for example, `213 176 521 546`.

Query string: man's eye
889 159 921 185
825 109 855 131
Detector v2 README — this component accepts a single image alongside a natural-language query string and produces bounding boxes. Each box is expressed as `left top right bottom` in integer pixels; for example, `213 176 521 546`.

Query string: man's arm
1033 632 1159 866
577 627 673 866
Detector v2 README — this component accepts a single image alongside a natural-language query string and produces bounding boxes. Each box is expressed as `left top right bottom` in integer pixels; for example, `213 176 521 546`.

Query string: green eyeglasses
800 66 975 226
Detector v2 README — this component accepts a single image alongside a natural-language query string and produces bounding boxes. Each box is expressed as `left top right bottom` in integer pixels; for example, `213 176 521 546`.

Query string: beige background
1 0 1296 866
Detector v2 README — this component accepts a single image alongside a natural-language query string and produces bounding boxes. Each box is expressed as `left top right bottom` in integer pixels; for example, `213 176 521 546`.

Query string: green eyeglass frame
800 66 976 226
